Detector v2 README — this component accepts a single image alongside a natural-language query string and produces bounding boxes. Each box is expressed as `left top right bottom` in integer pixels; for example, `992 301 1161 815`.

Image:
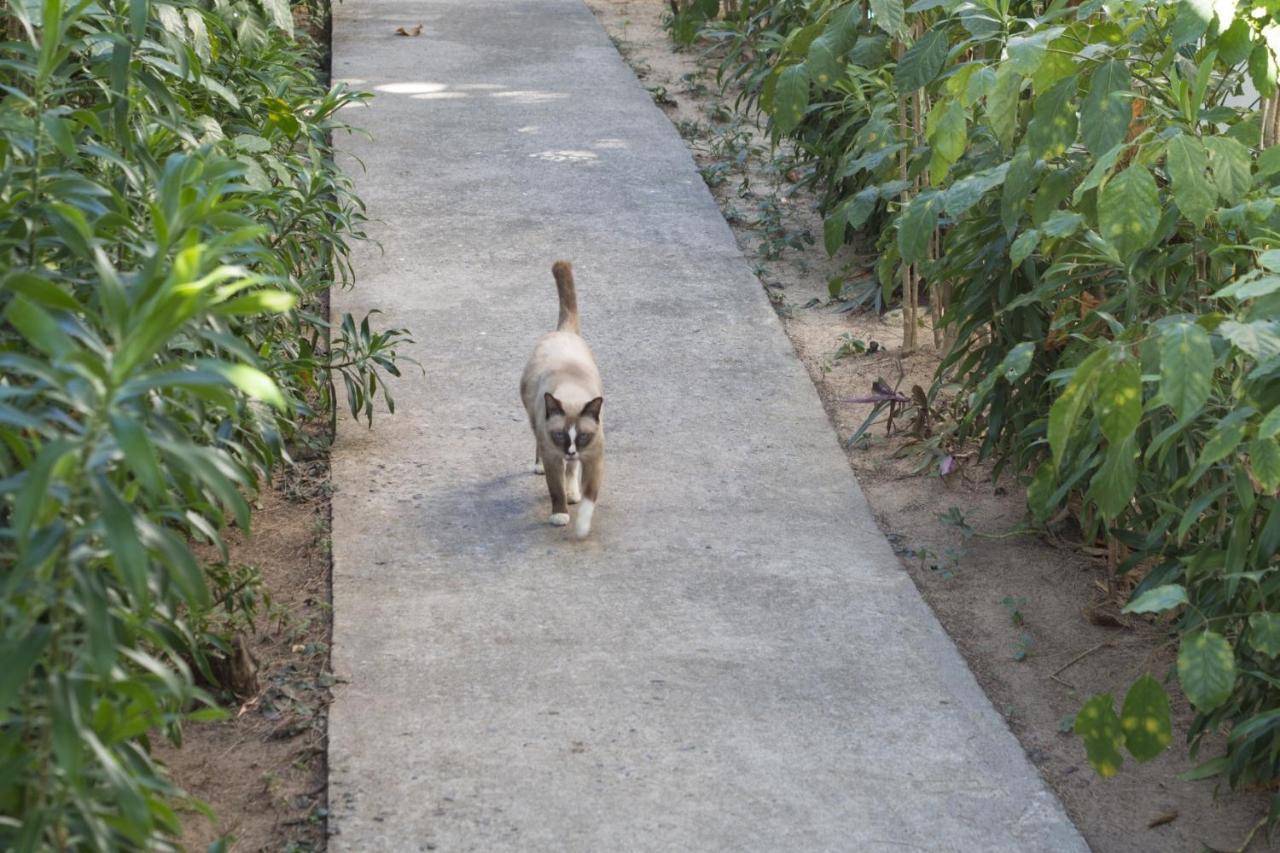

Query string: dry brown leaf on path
394 24 422 36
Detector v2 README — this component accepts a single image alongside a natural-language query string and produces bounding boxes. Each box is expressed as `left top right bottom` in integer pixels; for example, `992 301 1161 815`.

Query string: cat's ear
581 396 603 422
544 392 565 419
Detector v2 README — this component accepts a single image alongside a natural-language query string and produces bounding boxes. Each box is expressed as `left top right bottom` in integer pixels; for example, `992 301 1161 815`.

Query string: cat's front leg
544 461 569 526
574 457 603 539
565 457 582 504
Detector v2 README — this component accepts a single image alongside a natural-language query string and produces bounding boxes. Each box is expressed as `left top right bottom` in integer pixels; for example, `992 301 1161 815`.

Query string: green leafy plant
0 0 409 845
676 0 1280 821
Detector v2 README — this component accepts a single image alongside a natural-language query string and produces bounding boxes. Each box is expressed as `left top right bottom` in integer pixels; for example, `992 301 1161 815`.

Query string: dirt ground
156 451 334 852
584 2 1273 851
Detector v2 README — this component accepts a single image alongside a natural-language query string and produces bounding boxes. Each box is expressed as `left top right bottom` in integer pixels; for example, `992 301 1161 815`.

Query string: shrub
0 0 408 846
681 0 1280 819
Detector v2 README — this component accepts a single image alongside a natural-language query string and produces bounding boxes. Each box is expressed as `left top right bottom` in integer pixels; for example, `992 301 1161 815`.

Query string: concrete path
328 2 1087 850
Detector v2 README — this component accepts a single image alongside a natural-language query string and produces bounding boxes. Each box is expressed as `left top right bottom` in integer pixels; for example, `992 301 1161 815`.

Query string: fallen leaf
1147 810 1177 829
394 24 423 36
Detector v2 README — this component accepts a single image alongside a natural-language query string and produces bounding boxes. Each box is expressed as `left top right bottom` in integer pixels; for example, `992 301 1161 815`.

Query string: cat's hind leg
565 457 582 504
533 443 544 475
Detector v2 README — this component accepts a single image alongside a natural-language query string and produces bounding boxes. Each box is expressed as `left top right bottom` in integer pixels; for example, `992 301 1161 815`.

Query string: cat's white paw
574 500 594 539
550 512 570 526
533 462 545 474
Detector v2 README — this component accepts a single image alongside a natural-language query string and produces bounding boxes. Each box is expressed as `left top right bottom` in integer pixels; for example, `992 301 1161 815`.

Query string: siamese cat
520 261 604 538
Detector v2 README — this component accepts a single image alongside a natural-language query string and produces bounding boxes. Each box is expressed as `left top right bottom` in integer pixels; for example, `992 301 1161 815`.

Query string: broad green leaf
1099 165 1159 262
943 163 1009 217
1178 631 1236 712
91 475 150 606
1250 38 1277 97
1249 613 1280 657
869 0 905 36
1204 136 1252 205
897 192 941 264
1173 0 1211 48
986 64 1022 151
1166 134 1215 228
1073 143 1125 203
1250 437 1280 491
1219 18 1253 65
1000 342 1036 383
1197 413 1248 470
895 29 949 94
807 35 841 90
1001 148 1035 233
1260 407 1280 439
1026 75 1078 161
1048 346 1108 467
1096 359 1141 442
1075 694 1125 777
772 64 810 134
1218 320 1280 361
928 98 967 163
1092 434 1138 519
1120 675 1173 761
1006 26 1064 75
1123 584 1188 614
1010 229 1039 266
1041 210 1084 238
1027 461 1058 522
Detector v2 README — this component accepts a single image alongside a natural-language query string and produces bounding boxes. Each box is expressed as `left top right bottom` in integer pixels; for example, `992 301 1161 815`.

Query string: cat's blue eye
551 431 568 442
577 432 594 446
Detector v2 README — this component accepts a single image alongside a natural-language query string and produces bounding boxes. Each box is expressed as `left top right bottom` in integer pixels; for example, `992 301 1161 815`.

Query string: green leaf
1248 613 1280 657
1166 134 1215 228
986 64 1022 151
1250 437 1280 491
1119 675 1173 761
869 0 905 36
1098 165 1159 262
895 29 949 94
1204 136 1252 205
1123 584 1189 614
772 64 810 134
1000 342 1036 383
1197 412 1248 470
1219 320 1280 361
202 362 287 411
927 98 967 163
1081 61 1130 157
1250 39 1277 98
1027 461 1058 522
1091 434 1138 519
1001 148 1035 233
1260 407 1280 439
1048 346 1108 468
91 475 150 606
807 35 841 90
1025 75 1078 161
897 192 941 264
1178 631 1236 713
1075 694 1125 777
1010 229 1039 266
1096 358 1141 442
1006 26 1064 76
0 626 51 711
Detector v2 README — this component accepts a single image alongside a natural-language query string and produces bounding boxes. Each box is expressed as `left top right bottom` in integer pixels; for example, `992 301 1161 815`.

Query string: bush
683 0 1280 820
0 0 408 846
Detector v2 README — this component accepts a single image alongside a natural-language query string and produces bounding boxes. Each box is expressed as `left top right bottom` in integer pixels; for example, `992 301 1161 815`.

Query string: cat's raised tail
552 260 579 334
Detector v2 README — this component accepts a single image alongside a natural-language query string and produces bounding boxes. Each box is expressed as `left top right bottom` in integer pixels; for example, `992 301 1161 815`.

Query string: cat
520 261 605 538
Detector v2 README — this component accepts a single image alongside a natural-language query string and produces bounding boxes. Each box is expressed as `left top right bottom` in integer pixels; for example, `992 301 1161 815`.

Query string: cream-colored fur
520 261 605 537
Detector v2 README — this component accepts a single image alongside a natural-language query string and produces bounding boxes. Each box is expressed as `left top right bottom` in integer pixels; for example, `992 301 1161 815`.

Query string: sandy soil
584 2 1272 850
157 452 334 852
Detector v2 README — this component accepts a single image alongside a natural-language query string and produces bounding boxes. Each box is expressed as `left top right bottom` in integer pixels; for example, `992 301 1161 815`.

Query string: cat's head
544 393 602 458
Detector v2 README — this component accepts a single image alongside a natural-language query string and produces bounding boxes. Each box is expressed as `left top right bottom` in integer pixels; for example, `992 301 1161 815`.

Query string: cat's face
544 393 602 459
